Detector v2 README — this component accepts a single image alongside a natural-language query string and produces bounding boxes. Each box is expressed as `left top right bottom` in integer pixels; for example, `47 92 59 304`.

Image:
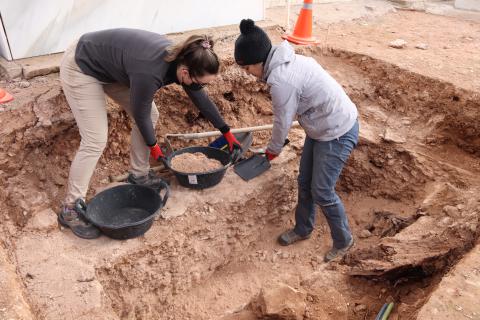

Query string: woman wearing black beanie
235 19 359 262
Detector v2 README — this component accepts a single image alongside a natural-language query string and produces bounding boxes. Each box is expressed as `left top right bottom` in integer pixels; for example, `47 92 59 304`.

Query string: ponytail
164 35 220 78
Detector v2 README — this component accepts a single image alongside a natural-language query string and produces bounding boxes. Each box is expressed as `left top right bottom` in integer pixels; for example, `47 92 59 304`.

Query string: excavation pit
0 34 479 320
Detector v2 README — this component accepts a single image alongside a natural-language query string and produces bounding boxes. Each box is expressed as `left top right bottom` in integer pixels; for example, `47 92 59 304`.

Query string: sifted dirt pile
171 152 224 173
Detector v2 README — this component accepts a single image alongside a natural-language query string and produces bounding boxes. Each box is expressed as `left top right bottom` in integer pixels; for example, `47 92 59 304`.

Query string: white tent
0 0 265 60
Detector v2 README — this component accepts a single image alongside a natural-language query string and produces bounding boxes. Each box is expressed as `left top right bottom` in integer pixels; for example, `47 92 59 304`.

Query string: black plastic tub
165 146 232 189
75 182 169 240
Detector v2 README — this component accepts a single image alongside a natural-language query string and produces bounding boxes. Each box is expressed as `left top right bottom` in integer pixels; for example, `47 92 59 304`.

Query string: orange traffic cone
282 0 320 45
0 88 13 104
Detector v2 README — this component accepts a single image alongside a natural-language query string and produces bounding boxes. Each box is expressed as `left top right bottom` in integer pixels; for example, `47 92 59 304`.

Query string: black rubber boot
58 204 101 239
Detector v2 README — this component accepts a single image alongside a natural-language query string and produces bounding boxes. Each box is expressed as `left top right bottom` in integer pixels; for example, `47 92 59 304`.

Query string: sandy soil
0 7 480 320
268 7 480 92
417 244 480 319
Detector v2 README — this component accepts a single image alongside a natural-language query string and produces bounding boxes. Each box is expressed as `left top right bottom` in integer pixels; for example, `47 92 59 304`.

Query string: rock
354 304 367 313
382 128 406 144
438 216 453 227
358 229 372 238
0 57 23 79
467 223 477 233
252 283 306 320
25 208 58 232
23 65 60 80
415 43 428 50
443 205 460 218
19 54 62 79
18 81 31 88
389 39 407 49
77 270 95 283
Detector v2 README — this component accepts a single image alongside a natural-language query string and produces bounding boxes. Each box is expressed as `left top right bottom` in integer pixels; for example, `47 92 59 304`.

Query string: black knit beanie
234 19 272 66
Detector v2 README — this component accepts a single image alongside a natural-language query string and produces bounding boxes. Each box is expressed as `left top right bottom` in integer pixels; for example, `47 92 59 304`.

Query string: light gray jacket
264 41 358 154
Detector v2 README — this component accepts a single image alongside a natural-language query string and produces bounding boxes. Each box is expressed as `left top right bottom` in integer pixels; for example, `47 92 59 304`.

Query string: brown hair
164 35 220 79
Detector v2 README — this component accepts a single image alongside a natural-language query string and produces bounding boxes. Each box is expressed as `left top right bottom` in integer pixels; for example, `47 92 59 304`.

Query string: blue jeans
294 120 359 249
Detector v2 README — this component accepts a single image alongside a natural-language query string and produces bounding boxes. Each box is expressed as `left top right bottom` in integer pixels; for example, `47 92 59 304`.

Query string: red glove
265 149 278 161
223 131 241 153
150 143 164 161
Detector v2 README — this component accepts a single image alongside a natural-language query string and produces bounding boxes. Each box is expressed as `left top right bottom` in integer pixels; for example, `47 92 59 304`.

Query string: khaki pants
60 41 159 204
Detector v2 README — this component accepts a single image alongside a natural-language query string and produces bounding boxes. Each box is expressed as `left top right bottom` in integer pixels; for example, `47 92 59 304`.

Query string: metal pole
165 121 300 140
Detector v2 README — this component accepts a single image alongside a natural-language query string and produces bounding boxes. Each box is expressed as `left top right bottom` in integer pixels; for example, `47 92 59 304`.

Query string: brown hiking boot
324 238 354 262
127 170 165 188
58 203 101 239
277 229 311 246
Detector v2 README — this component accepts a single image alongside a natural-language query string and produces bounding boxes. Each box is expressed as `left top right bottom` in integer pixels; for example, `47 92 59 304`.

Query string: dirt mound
222 281 348 320
343 193 480 278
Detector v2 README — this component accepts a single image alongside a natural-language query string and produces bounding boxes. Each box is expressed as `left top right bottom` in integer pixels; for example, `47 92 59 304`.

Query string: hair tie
201 40 211 49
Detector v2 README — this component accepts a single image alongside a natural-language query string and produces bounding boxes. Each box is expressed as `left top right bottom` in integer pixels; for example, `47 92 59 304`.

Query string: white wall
0 0 264 60
0 16 12 60
455 0 480 11
265 0 352 8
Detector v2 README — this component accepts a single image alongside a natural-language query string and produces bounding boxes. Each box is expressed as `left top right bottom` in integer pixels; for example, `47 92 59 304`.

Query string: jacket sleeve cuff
146 140 157 148
219 125 230 134
266 141 283 155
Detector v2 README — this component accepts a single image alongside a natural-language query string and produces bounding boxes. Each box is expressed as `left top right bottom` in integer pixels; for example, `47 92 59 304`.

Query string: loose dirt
0 9 479 320
171 152 223 173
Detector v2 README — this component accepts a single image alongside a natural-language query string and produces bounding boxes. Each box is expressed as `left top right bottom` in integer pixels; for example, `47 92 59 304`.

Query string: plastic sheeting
0 0 264 60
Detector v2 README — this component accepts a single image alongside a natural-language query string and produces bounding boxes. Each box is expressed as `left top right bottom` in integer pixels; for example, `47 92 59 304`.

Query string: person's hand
149 143 165 161
264 139 288 161
222 130 242 153
265 149 278 161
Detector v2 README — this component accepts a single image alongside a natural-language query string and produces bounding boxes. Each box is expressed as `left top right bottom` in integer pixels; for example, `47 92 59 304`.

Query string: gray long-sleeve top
74 28 229 146
263 41 358 154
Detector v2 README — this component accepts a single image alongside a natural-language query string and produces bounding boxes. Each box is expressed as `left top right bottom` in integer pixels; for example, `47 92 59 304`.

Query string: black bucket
165 146 232 189
75 182 169 240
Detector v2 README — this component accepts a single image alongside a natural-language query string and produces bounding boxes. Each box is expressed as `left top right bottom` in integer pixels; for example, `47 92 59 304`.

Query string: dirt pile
171 152 223 173
222 280 350 320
